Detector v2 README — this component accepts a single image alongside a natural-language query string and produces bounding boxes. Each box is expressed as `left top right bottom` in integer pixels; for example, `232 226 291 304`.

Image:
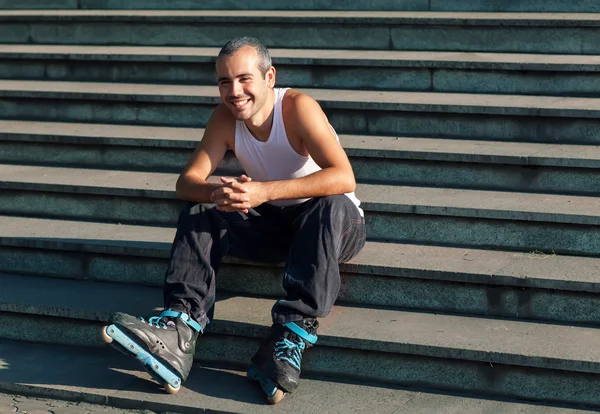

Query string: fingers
216 205 249 214
212 176 252 214
222 181 247 194
214 193 249 205
210 186 247 202
215 197 250 214
220 175 252 183
217 177 248 193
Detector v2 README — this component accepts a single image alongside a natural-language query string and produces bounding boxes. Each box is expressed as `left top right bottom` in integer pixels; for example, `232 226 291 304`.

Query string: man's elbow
342 174 356 193
175 174 189 200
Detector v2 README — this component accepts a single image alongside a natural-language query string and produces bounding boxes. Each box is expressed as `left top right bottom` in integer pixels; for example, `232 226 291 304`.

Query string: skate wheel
164 382 180 394
267 388 285 405
100 326 113 344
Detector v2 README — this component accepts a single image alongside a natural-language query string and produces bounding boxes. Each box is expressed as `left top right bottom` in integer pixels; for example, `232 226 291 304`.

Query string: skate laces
140 309 203 332
274 335 306 371
141 315 171 329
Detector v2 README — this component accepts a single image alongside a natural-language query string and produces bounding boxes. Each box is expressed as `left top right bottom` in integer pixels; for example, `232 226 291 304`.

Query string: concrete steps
2 215 600 325
2 120 600 195
3 80 600 143
3 0 600 13
2 165 600 255
5 45 600 96
0 1 599 411
2 0 600 13
2 11 600 54
1 342 594 414
2 273 600 407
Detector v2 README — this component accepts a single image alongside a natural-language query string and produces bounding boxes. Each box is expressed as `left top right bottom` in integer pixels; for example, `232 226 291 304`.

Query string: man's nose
232 81 243 97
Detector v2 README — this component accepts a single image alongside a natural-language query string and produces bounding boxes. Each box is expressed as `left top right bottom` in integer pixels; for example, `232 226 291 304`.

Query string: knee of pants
176 202 219 227
309 194 349 212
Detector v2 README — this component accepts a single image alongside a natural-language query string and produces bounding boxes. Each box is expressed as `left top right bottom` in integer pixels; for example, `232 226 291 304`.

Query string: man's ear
266 66 276 87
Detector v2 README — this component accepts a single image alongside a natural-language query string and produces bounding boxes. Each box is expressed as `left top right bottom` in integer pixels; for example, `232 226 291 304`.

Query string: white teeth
232 99 249 108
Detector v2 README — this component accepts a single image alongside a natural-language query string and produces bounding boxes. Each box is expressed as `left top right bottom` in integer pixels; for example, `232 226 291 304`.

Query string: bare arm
250 92 356 204
175 104 238 203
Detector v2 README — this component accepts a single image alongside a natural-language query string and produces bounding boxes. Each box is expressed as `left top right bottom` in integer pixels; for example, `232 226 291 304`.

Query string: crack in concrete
393 391 421 413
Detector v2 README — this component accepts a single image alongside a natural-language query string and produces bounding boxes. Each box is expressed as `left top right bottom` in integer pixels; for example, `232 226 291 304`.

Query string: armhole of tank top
278 88 311 161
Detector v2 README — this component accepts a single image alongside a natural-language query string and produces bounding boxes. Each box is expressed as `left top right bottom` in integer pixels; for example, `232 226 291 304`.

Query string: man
102 36 366 404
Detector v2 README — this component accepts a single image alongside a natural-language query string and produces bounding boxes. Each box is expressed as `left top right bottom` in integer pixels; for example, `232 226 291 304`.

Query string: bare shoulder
206 103 236 149
282 89 328 132
282 89 322 115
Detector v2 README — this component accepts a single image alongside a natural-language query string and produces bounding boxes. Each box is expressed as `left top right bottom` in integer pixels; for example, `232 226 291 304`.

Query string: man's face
216 46 274 121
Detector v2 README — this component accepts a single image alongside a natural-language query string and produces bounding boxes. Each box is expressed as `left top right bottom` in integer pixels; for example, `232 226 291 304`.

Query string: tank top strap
270 87 289 146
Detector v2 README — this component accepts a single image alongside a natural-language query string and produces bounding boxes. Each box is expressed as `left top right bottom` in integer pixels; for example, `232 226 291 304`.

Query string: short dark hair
217 37 272 76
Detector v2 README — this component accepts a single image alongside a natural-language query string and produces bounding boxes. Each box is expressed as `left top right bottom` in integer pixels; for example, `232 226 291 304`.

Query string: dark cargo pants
163 194 366 328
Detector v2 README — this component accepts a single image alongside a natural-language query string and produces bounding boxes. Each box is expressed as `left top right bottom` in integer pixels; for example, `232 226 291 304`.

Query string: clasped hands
210 174 265 214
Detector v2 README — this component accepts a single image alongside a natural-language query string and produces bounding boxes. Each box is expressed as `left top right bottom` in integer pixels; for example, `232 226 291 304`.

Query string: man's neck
244 88 276 142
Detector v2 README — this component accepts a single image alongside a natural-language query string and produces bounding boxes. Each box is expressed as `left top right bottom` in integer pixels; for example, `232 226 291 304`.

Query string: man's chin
226 104 247 119
231 109 252 121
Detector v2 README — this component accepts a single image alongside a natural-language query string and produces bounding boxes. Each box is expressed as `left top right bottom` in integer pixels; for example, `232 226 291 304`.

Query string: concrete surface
3 215 600 293
3 120 600 167
3 164 600 225
7 46 600 97
3 121 600 196
1 340 594 414
4 120 600 168
2 272 600 375
2 81 600 118
3 0 600 12
4 91 600 144
4 11 600 55
4 81 600 144
5 45 600 71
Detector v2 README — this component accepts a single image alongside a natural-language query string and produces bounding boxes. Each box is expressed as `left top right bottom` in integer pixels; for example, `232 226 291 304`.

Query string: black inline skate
247 318 318 404
101 309 203 394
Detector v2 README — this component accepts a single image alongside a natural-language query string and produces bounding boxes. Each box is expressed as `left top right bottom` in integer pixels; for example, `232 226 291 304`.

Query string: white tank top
234 87 363 215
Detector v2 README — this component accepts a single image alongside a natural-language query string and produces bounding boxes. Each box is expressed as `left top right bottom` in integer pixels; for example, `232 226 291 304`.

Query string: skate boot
101 309 203 394
247 318 318 404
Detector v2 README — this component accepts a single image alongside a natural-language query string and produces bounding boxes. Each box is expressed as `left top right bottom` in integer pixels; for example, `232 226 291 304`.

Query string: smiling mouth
231 98 250 109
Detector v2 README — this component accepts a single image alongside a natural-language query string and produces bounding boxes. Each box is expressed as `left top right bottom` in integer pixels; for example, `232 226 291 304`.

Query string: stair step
2 120 600 195
2 10 600 24
2 0 600 13
1 11 600 54
2 81 600 143
2 215 600 325
1 164 600 255
5 45 600 96
2 273 600 407
2 80 600 118
1 164 600 226
3 120 600 168
0 340 590 414
3 45 600 71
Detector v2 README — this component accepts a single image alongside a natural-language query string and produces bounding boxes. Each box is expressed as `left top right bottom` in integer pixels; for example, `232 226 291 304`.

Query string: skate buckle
283 322 317 344
159 309 202 333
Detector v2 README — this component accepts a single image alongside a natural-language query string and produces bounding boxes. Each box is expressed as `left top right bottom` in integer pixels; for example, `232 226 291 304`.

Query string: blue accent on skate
247 365 279 398
159 309 202 333
284 321 318 345
144 315 169 328
274 337 305 371
105 324 182 390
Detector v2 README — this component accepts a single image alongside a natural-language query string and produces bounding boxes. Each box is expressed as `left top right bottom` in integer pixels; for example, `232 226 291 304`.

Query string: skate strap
284 322 318 345
160 310 202 333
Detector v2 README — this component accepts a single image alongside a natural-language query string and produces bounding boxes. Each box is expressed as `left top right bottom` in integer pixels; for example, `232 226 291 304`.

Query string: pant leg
163 202 291 328
271 194 366 324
